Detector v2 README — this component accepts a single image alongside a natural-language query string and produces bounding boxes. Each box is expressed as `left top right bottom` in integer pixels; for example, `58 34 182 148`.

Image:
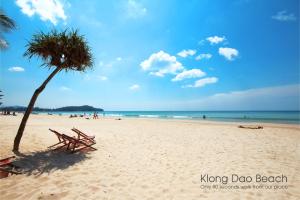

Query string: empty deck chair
71 127 96 144
61 134 97 153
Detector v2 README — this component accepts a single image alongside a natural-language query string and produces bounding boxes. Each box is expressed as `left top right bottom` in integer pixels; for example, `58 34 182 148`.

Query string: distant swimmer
203 115 206 119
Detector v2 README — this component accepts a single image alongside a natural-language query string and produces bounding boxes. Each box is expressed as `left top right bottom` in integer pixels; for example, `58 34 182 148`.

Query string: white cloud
97 76 108 81
172 69 206 82
140 50 184 77
184 77 218 88
184 84 300 110
154 84 300 111
116 57 122 61
59 86 71 91
195 53 212 61
272 11 297 22
8 66 25 72
129 84 140 90
126 0 147 19
206 36 225 45
16 0 67 25
219 47 239 61
177 49 196 58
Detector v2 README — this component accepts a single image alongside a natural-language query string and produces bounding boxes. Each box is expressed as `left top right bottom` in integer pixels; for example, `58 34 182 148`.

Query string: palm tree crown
24 29 93 71
0 10 16 49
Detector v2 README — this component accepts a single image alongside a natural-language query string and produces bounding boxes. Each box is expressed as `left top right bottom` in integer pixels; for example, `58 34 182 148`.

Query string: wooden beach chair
48 128 70 150
71 127 96 144
0 156 21 178
61 134 97 153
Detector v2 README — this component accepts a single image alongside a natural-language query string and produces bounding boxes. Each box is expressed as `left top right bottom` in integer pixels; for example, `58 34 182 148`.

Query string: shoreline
4 112 300 126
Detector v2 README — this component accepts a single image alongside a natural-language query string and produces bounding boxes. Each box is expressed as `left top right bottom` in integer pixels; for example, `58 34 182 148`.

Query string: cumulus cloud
272 11 297 22
126 0 147 19
172 69 206 82
140 50 184 77
129 84 140 90
219 47 239 61
195 53 212 61
16 0 67 25
183 77 218 88
206 36 225 45
8 66 25 72
177 49 196 58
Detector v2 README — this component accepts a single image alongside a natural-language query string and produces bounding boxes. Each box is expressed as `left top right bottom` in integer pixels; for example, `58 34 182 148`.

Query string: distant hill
55 105 103 112
0 105 103 112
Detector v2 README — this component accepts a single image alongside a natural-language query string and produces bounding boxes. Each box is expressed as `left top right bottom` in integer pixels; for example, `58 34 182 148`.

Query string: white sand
0 114 299 199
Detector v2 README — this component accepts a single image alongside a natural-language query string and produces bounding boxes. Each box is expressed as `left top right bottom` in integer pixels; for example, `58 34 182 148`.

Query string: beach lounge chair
48 128 70 150
71 127 96 144
49 129 97 153
61 134 97 153
0 156 21 178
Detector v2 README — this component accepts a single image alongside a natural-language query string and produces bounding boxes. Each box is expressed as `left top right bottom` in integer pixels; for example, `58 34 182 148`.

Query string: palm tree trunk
13 67 61 152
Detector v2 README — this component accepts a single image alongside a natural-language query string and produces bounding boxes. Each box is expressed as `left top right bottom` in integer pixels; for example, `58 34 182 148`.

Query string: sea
41 111 300 124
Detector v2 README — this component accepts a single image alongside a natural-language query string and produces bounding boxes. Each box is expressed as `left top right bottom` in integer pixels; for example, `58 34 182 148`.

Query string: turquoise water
44 111 300 124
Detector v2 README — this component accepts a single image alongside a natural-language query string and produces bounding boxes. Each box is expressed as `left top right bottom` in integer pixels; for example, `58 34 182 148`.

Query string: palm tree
13 29 93 152
0 10 16 49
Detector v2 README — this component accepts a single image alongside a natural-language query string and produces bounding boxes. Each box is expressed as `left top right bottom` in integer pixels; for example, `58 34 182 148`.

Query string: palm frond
24 29 93 71
0 10 16 32
0 10 16 50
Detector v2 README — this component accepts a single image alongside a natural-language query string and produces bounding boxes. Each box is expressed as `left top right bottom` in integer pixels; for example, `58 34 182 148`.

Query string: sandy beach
0 114 299 200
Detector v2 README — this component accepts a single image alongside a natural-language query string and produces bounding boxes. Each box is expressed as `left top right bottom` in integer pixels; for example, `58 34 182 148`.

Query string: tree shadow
12 149 90 176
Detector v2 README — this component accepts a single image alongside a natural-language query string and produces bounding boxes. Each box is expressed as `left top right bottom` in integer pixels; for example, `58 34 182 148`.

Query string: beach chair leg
89 146 97 151
72 144 76 153
54 143 68 151
72 145 97 153
48 141 64 149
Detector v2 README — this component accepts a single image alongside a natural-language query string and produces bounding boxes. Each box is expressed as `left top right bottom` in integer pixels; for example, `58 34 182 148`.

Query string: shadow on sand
12 149 90 176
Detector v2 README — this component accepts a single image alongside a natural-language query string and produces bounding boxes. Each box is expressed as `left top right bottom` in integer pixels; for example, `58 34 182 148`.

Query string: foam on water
41 111 300 124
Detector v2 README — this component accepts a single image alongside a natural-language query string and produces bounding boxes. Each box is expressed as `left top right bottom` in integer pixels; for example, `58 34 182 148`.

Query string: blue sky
0 0 299 110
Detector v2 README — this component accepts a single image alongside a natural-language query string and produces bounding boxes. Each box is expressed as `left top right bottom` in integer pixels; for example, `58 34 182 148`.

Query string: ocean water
43 111 300 124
